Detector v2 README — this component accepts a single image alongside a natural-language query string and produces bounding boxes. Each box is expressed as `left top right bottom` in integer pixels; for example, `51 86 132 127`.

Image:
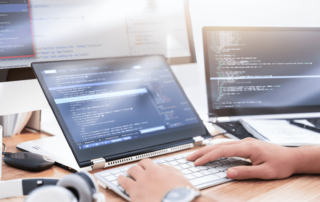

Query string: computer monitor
203 27 320 118
0 0 195 116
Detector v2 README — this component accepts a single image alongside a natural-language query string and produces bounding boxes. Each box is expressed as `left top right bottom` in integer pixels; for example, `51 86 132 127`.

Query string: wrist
293 145 320 174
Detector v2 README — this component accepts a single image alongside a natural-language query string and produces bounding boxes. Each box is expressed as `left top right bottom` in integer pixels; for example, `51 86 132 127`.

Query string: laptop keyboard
94 151 251 200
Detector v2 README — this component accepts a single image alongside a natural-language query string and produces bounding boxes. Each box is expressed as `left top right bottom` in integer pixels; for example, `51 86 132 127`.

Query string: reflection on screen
0 0 191 69
0 0 34 59
40 57 199 150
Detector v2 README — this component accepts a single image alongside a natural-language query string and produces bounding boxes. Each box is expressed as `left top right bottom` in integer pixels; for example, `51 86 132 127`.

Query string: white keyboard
94 151 251 201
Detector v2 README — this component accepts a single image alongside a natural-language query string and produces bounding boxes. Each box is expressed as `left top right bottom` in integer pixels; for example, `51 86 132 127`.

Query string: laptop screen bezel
203 26 320 117
32 55 208 166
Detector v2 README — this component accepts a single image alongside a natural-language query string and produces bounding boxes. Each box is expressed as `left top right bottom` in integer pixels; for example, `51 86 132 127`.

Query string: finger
227 165 267 180
194 143 254 166
138 158 156 170
127 165 145 180
187 140 244 161
118 175 135 192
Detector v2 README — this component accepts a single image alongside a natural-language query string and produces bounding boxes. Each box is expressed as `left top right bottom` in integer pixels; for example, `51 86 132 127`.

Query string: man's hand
117 158 195 202
187 138 301 180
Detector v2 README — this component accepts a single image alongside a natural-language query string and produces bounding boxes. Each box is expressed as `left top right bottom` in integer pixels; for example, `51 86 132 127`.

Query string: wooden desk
2 133 320 202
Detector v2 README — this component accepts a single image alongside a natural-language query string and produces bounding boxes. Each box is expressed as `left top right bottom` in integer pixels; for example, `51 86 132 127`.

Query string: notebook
239 119 320 146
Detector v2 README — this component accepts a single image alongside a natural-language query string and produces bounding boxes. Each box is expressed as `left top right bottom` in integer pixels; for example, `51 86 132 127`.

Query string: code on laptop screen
39 57 199 150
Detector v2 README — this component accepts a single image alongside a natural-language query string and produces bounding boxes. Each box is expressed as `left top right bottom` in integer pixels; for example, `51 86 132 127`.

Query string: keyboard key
112 180 119 186
182 153 190 158
174 156 183 160
220 160 231 165
208 168 220 174
223 164 235 169
203 164 216 168
226 158 238 163
189 167 200 172
216 166 227 171
111 170 121 174
114 173 125 178
181 169 192 175
166 158 174 162
197 166 208 170
105 175 117 181
193 172 204 178
200 170 211 176
190 175 220 186
100 172 111 177
177 159 187 164
174 165 183 170
216 172 228 178
169 161 179 166
180 164 190 169
187 162 195 167
211 161 223 166
185 174 196 180
120 168 129 172
157 159 166 164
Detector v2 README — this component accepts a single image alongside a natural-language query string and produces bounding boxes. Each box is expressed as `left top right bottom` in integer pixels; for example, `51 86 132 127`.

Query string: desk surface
2 133 320 202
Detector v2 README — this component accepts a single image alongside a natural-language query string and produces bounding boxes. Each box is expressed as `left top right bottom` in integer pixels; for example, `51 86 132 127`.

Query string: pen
289 121 320 134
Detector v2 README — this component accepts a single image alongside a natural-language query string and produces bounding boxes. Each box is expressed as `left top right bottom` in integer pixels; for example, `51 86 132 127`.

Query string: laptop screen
32 55 207 164
203 27 320 117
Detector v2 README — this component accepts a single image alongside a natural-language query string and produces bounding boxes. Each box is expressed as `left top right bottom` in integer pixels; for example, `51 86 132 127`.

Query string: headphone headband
0 178 58 199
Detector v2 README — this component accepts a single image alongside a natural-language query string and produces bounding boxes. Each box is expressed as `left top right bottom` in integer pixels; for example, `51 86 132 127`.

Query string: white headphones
0 171 106 202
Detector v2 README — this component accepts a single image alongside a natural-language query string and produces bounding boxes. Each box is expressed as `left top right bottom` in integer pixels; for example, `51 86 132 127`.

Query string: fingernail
227 168 237 178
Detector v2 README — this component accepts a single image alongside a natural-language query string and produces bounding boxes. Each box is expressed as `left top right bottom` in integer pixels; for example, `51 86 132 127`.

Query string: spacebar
190 175 221 186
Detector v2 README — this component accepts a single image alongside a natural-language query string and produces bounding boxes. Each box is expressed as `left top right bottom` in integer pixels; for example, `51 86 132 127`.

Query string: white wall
189 0 320 115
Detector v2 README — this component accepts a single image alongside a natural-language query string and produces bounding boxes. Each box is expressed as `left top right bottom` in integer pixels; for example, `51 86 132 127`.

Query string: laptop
19 55 212 172
202 26 320 137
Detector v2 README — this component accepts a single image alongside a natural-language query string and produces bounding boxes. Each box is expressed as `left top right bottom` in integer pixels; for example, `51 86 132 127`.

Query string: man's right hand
187 138 301 180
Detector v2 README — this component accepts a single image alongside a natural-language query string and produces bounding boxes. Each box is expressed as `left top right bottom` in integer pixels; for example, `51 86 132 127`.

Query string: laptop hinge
91 158 106 170
193 136 204 146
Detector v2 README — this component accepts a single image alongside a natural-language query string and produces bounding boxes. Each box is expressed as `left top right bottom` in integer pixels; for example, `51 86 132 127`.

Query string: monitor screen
32 56 206 163
204 27 320 116
0 0 192 69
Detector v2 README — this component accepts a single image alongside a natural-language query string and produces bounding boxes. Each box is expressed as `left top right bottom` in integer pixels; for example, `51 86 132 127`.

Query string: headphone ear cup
57 172 95 202
78 171 100 194
25 185 78 202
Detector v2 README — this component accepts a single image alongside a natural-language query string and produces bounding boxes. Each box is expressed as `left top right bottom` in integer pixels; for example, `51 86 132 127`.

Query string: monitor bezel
203 26 320 117
32 55 208 167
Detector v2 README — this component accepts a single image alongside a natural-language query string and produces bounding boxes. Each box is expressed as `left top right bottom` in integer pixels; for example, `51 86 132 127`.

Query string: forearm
293 145 320 174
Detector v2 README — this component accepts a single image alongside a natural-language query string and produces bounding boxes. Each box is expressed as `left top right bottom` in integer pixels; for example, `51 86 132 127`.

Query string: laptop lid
32 55 210 168
203 27 320 119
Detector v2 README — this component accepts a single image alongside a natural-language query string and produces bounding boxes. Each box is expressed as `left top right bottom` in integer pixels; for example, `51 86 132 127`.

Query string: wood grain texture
2 133 320 202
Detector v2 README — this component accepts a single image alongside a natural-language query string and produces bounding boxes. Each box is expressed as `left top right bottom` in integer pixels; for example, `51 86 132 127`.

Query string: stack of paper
0 112 33 137
239 119 320 146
